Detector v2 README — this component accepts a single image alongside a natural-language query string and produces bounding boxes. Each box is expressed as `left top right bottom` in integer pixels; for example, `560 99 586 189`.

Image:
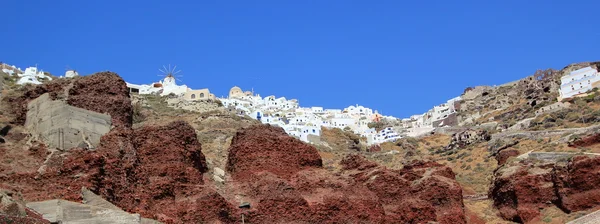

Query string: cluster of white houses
220 86 402 145
0 63 459 145
1 64 56 85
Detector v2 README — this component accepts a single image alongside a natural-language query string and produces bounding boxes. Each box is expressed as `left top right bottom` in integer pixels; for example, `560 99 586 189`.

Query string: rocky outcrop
226 124 323 179
489 160 557 223
67 72 132 128
554 156 600 212
4 79 71 125
5 71 132 128
444 129 491 151
568 132 600 148
0 190 49 224
1 121 235 224
490 155 600 223
341 155 466 224
495 149 520 166
226 124 466 223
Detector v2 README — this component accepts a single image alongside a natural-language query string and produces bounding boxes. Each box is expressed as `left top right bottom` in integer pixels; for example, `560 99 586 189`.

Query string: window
200 93 205 98
191 94 196 99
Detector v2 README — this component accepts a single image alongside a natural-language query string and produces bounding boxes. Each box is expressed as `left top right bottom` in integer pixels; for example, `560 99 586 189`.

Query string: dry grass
464 200 513 224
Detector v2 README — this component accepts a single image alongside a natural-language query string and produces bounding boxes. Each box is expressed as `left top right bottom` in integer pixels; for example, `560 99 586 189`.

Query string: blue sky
2 1 599 118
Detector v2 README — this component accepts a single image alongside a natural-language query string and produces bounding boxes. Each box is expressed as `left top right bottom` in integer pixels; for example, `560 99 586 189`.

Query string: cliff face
0 72 236 223
226 124 466 224
67 72 133 128
0 72 466 223
226 124 323 180
5 65 600 223
4 72 132 128
490 155 600 223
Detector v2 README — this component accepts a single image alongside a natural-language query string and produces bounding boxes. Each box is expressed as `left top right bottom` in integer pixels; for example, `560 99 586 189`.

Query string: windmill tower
158 64 183 87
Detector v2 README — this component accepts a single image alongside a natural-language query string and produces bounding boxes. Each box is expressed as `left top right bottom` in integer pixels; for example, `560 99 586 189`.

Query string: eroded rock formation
226 124 323 179
226 125 466 224
490 155 600 223
5 72 132 128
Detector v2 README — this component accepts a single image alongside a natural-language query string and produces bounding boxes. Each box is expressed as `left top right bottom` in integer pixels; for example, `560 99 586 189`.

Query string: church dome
230 86 242 92
229 86 243 98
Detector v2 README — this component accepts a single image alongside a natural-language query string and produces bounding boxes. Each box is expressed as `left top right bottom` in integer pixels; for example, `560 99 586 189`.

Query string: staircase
26 188 161 224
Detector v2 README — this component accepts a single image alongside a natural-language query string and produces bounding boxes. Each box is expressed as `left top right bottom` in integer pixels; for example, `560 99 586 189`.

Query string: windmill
158 64 183 85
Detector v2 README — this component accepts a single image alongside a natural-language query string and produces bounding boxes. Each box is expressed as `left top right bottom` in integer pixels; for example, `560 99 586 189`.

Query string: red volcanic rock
367 144 382 152
237 172 313 223
67 72 133 128
0 209 50 224
1 121 229 224
236 169 386 224
495 149 520 166
0 190 49 224
4 79 70 125
553 156 600 212
489 161 557 223
490 155 600 223
569 132 600 148
340 155 466 224
4 71 132 128
226 126 465 223
292 169 386 223
340 154 379 171
226 124 323 179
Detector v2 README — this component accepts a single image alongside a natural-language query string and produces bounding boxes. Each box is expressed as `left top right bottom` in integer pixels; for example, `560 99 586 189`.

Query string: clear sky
2 1 599 118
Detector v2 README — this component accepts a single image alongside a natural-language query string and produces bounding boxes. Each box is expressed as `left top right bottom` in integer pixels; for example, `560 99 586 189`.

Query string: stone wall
25 93 112 150
534 101 571 116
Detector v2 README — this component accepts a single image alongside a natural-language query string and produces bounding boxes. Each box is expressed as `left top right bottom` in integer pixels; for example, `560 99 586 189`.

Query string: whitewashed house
65 70 79 78
16 67 52 85
559 66 600 100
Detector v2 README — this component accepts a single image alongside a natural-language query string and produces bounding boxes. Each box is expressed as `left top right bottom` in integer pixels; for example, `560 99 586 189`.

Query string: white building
559 66 600 100
126 73 216 100
16 67 52 85
65 70 79 78
220 86 400 145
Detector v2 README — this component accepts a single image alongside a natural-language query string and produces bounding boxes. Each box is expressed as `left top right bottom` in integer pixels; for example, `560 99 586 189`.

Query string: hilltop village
121 71 467 145
3 63 599 146
3 61 600 223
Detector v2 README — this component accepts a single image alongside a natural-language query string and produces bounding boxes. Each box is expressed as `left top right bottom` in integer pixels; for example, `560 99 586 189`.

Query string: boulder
226 124 322 180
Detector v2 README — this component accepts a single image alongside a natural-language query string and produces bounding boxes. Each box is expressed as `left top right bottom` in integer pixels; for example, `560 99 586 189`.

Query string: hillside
0 61 600 223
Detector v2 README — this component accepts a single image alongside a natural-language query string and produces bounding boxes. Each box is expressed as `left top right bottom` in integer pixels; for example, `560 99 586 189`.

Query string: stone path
567 209 600 224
